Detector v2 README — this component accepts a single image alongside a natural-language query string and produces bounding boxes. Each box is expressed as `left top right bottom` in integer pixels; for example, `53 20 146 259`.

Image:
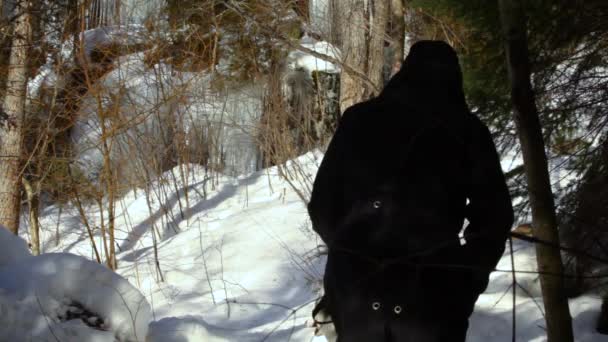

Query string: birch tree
0 0 33 234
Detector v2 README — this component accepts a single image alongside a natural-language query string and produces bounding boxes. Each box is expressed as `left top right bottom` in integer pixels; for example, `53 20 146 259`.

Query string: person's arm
307 110 354 245
463 118 514 273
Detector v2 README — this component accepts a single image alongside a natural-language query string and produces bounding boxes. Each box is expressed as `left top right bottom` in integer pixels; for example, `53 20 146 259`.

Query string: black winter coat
308 41 514 341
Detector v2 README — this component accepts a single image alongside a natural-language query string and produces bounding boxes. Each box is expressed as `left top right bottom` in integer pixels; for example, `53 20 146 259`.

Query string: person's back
308 40 514 341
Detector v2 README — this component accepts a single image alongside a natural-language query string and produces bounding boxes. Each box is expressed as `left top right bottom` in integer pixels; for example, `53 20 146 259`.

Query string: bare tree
336 0 389 112
498 0 574 341
0 0 33 234
336 0 368 112
86 0 120 29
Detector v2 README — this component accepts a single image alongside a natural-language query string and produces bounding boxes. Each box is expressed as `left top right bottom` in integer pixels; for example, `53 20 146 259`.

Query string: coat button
372 200 382 209
372 302 381 311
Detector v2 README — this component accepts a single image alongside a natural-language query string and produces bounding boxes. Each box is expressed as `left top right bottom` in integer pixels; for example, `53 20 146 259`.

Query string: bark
498 0 574 341
0 0 32 234
88 0 95 29
389 0 405 77
335 0 390 112
367 0 389 93
89 0 100 29
95 0 101 27
101 0 107 26
0 0 12 96
338 0 368 113
114 0 120 25
328 0 341 46
294 0 309 22
22 178 39 255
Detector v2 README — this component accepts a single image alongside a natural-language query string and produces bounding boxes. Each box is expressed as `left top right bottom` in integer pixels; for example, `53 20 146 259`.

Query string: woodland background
0 0 607 341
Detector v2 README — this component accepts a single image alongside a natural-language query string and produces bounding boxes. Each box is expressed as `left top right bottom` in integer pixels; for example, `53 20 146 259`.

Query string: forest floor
1 152 604 341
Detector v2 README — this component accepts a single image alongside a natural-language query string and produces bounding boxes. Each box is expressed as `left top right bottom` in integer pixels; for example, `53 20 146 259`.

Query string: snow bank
0 230 151 341
0 224 31 267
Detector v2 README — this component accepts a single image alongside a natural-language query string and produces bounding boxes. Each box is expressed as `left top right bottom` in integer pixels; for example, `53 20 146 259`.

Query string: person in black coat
308 40 514 341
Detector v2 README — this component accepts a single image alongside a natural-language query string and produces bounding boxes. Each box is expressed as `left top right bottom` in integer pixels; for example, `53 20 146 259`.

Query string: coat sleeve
307 110 353 245
462 118 514 273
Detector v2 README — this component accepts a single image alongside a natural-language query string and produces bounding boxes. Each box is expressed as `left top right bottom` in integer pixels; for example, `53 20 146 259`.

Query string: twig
198 223 216 305
516 283 546 318
493 283 514 308
35 293 60 342
217 236 231 318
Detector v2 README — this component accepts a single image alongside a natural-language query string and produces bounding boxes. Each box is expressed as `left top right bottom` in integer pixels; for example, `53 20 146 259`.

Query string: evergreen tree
498 1 574 340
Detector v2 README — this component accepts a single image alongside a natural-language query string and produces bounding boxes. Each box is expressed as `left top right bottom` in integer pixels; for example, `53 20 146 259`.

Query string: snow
80 25 148 58
147 316 215 342
7 0 601 339
27 55 57 100
0 244 150 340
2 151 606 341
71 51 263 181
288 37 340 74
0 224 31 267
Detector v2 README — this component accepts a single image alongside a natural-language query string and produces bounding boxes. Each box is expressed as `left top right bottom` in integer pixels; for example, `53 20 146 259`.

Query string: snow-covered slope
4 152 606 341
0 228 150 341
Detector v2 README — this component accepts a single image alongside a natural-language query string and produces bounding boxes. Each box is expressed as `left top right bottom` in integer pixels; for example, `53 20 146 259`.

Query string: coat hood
382 40 467 112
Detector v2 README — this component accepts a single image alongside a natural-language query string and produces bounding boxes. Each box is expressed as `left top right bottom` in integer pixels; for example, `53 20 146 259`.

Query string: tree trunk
328 0 342 46
0 0 12 97
114 0 121 25
338 0 368 113
367 0 389 93
89 0 99 29
0 0 33 234
336 0 389 112
388 0 405 77
100 0 107 27
498 1 574 341
22 178 40 255
294 0 309 22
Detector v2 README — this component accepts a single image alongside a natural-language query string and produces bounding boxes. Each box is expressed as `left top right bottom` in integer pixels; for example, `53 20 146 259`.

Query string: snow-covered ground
60 26 339 181
2 152 605 341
